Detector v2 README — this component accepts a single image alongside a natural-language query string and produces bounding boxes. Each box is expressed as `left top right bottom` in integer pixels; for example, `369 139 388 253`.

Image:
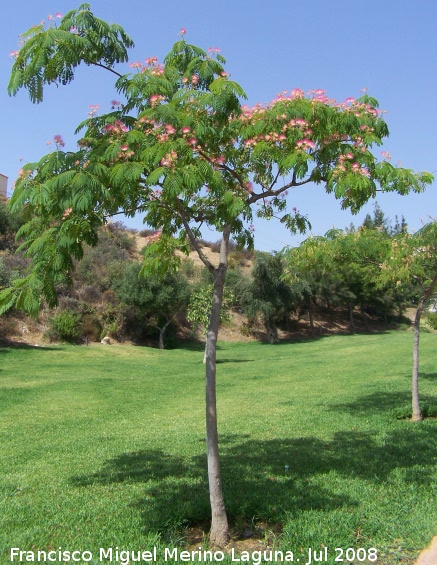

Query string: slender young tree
380 222 437 421
2 4 433 545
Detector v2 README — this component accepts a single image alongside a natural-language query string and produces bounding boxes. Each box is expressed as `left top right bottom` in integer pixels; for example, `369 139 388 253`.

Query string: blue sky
1 0 436 251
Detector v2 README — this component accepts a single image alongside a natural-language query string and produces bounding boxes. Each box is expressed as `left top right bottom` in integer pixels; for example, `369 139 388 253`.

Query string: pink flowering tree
2 4 433 546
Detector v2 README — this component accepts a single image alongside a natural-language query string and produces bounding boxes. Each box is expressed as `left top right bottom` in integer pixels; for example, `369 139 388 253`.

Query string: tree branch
175 199 216 273
248 175 314 205
90 61 123 78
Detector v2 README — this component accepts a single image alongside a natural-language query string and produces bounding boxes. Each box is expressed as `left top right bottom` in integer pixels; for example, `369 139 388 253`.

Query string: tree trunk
157 319 171 350
308 298 315 336
266 322 279 344
205 227 231 547
360 304 369 331
411 304 423 421
411 273 437 421
348 303 355 333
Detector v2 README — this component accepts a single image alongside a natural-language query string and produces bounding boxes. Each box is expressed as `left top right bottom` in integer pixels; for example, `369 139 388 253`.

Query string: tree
380 221 437 421
361 201 391 233
0 195 24 251
321 228 394 331
112 262 190 349
245 252 296 343
361 201 408 236
282 235 335 334
283 225 412 334
1 4 433 545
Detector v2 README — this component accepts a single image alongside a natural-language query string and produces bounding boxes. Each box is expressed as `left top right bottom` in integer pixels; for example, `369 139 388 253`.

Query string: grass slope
1 332 436 564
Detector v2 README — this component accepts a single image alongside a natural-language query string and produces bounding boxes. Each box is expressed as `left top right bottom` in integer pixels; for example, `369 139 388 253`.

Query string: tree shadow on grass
331 390 437 418
0 340 63 352
421 372 437 381
216 359 254 364
70 425 436 535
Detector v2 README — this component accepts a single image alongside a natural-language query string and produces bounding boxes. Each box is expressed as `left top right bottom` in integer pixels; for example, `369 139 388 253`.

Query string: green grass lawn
1 331 436 564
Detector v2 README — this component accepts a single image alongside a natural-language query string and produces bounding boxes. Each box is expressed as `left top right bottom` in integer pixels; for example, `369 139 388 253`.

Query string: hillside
1 221 431 349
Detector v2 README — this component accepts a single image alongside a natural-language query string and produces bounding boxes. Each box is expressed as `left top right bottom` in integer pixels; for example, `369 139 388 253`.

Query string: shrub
180 258 197 279
100 306 128 340
427 312 437 330
0 314 19 340
82 313 103 342
48 310 82 343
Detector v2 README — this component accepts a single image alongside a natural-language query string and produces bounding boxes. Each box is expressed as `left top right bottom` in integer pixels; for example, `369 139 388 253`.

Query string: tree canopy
2 5 432 319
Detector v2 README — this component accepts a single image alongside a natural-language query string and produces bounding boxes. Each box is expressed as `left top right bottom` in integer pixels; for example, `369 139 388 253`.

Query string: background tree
361 201 408 236
283 224 410 333
325 228 394 331
112 261 190 349
282 235 333 334
245 252 296 343
0 195 24 251
1 4 433 546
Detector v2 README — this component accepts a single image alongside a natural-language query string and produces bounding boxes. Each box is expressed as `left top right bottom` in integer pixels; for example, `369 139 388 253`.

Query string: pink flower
120 145 129 151
9 51 19 58
150 94 164 106
88 104 100 117
145 230 162 243
296 138 315 150
160 151 178 167
53 135 65 147
62 207 73 219
179 28 187 35
181 126 191 134
55 13 62 18
191 74 199 85
48 14 53 20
